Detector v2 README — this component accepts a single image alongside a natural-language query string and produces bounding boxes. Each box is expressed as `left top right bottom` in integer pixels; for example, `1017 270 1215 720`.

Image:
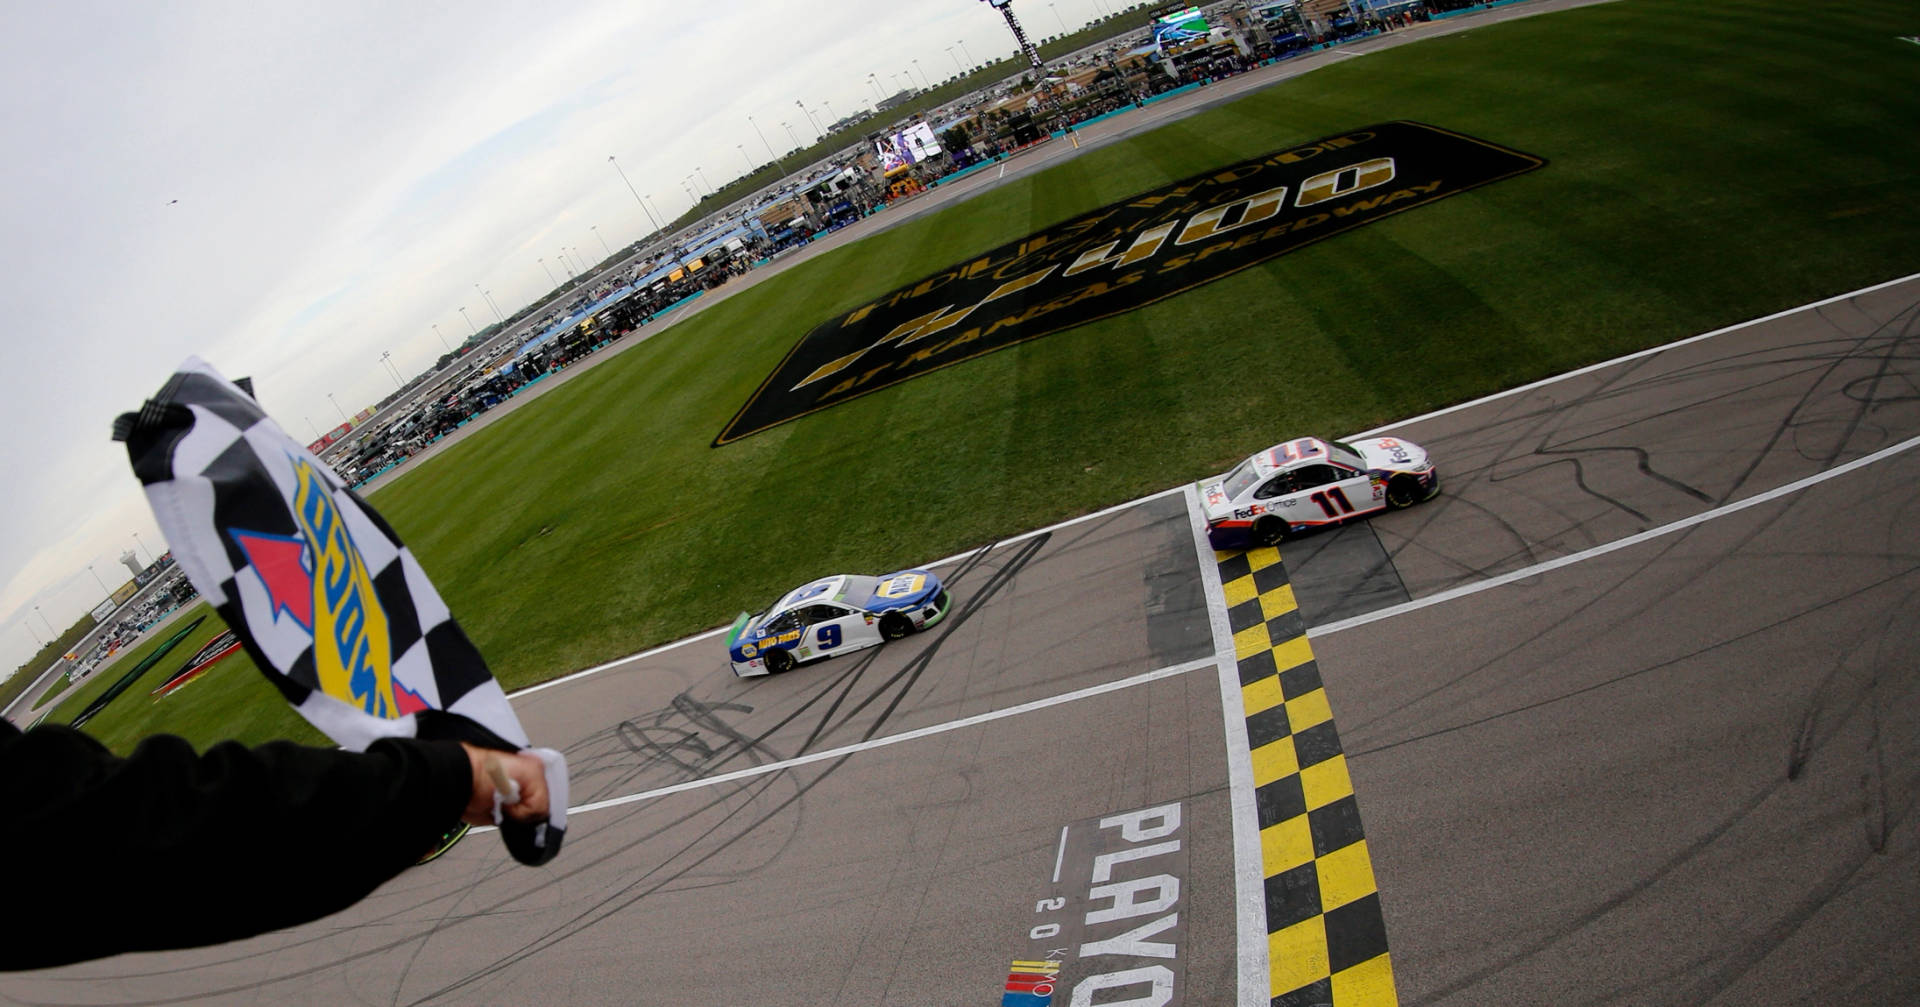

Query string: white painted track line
478 656 1216 831
1186 483 1271 1007
1309 430 1920 637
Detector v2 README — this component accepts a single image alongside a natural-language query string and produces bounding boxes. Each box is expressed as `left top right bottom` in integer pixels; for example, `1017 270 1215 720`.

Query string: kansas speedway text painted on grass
715 121 1544 445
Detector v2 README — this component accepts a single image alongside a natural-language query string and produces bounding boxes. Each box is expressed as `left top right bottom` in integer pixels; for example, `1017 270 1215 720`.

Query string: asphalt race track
9 3 1919 1001
8 264 1914 1004
1307 276 1920 1005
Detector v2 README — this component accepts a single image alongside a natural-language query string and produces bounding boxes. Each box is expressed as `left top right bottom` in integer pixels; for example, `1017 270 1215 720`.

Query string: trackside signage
715 121 1543 445
1003 802 1191 1006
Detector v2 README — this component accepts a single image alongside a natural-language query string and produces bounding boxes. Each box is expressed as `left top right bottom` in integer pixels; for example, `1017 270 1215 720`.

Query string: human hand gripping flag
113 357 567 865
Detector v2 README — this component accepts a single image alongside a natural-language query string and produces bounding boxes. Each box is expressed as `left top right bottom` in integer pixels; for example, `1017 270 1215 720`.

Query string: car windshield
1327 440 1368 469
1222 458 1262 499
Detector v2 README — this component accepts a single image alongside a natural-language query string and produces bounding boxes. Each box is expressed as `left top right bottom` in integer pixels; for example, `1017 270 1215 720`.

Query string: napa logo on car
876 572 927 599
228 457 420 718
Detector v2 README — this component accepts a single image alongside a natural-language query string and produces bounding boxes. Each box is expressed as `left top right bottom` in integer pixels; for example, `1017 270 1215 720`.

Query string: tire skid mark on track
1339 477 1811 748
398 535 1050 1002
1356 292 1920 610
398 536 1053 1003
409 756 862 1006
1343 561 1920 760
819 533 1048 745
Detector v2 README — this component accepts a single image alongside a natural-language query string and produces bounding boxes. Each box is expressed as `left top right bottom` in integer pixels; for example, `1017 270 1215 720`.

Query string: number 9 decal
817 625 842 649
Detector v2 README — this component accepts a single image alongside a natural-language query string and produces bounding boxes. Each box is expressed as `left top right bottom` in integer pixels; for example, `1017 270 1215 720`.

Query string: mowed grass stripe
67 0 1918 752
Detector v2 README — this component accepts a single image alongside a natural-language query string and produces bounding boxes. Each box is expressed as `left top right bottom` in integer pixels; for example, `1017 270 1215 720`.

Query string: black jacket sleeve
1 719 472 971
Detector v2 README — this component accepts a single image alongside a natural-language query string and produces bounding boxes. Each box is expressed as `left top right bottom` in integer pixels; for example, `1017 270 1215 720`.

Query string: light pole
558 253 575 280
459 306 478 334
795 99 823 137
132 531 152 565
821 98 835 123
328 392 348 423
947 45 964 76
696 165 712 192
432 323 450 351
782 120 800 150
912 58 930 89
37 604 55 635
1051 2 1067 35
306 416 321 439
747 115 785 174
738 143 753 172
592 225 612 258
867 72 884 100
609 155 663 238
645 194 665 230
25 621 43 649
958 38 977 66
87 564 110 597
378 351 401 390
538 258 557 287
475 284 504 323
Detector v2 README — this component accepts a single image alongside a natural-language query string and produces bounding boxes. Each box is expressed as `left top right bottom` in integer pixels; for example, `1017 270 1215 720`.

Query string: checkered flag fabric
115 357 566 864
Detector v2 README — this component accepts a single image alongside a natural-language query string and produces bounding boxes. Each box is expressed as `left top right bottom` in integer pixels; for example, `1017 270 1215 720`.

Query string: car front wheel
1385 475 1421 509
764 648 795 674
879 613 913 640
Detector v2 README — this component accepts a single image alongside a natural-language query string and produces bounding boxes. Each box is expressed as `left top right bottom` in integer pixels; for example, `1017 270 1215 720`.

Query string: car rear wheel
1385 476 1421 510
1253 516 1289 546
879 613 913 640
764 647 795 674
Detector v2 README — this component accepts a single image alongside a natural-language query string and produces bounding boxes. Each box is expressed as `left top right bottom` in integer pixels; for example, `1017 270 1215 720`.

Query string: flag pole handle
484 755 521 805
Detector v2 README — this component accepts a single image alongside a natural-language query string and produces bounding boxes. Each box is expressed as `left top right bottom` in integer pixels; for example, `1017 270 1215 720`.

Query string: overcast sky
0 0 1126 678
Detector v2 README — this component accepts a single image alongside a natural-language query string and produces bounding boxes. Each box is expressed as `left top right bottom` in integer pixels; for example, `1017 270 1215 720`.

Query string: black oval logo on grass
715 121 1543 446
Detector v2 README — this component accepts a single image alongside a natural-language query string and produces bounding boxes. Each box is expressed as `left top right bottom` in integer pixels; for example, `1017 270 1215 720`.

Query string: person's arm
3 721 500 971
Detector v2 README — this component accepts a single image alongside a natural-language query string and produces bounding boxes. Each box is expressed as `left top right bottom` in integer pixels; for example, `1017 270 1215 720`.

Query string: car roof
1247 437 1331 476
768 574 880 617
771 575 848 614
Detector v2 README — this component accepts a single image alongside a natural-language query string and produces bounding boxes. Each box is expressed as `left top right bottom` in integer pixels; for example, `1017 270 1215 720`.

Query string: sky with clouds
0 0 1126 677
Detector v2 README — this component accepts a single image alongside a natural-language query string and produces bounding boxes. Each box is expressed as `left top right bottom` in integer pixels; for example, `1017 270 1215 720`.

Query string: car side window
804 605 844 623
764 612 799 634
1254 474 1293 499
1295 464 1340 489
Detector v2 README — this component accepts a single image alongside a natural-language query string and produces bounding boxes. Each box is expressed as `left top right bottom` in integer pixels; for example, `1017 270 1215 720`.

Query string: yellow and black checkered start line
1218 546 1398 1007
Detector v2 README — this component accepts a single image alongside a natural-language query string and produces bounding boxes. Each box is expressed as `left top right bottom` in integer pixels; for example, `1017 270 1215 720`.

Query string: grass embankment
69 0 1920 748
2 613 102 711
40 604 324 754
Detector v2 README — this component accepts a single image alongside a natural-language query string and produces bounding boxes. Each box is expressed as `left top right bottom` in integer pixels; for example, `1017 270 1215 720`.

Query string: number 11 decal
1310 487 1355 519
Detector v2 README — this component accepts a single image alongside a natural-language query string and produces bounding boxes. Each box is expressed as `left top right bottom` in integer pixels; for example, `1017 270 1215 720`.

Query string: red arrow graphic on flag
230 530 314 631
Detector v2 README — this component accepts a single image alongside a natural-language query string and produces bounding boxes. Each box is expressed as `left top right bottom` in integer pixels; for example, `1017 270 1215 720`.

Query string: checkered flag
114 357 566 865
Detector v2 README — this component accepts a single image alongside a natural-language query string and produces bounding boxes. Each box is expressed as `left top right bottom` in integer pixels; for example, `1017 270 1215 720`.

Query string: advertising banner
876 122 943 173
1153 7 1210 49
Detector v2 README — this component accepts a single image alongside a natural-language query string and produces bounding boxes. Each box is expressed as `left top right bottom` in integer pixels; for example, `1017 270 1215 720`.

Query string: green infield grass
70 0 1920 747
39 605 325 754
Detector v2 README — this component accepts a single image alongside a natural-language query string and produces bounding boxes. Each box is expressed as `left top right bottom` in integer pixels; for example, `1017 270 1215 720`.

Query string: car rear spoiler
725 611 752 647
